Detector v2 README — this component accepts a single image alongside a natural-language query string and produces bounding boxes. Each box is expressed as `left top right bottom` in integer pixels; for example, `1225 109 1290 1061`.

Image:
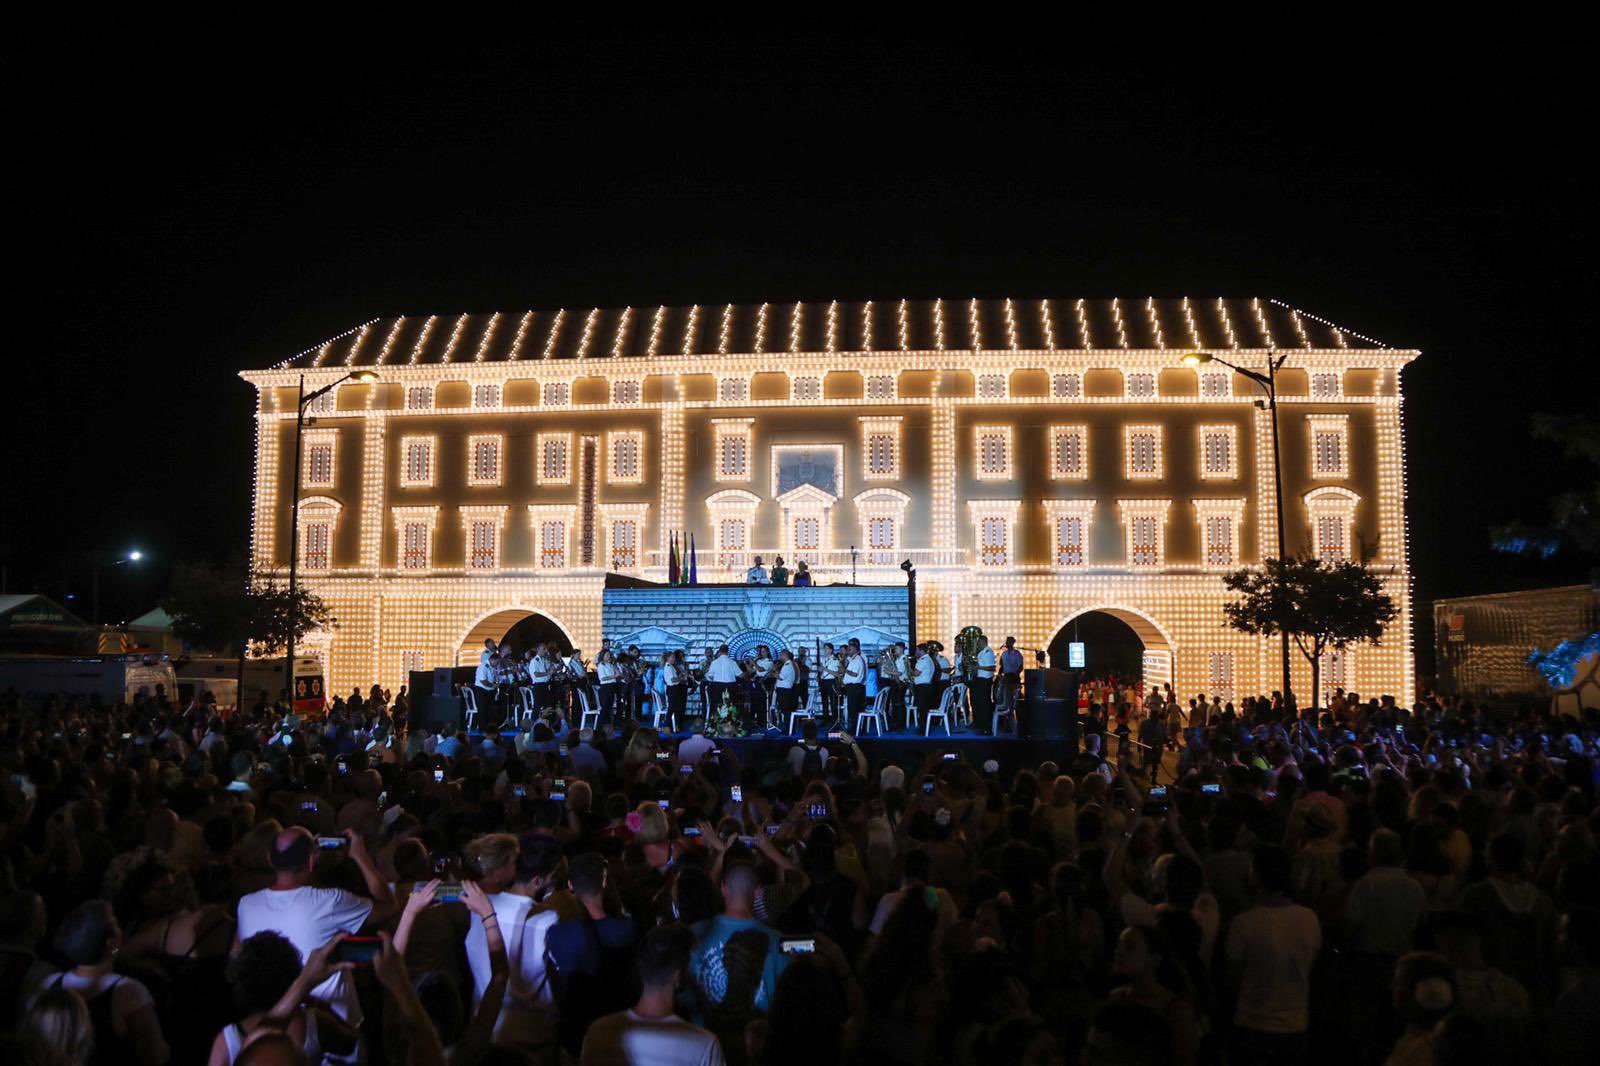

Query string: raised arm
345 827 399 928
458 881 508 1060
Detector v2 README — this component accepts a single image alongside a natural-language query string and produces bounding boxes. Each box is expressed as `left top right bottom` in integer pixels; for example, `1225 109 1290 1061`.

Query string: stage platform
477 724 1081 777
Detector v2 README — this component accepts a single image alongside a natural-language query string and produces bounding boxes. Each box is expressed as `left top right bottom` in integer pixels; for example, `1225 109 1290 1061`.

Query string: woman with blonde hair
22 987 94 1066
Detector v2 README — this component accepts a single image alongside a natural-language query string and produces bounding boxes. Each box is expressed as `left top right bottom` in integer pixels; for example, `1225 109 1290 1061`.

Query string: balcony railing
641 546 962 579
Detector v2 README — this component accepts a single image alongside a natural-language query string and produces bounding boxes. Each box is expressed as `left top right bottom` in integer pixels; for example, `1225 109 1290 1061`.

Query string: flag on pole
688 532 698 585
668 533 679 585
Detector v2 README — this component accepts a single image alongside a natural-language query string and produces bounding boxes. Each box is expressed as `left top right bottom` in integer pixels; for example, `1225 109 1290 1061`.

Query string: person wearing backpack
546 853 641 1058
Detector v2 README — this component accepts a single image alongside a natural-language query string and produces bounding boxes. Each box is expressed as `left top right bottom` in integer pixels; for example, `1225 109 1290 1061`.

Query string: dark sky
6 23 1595 671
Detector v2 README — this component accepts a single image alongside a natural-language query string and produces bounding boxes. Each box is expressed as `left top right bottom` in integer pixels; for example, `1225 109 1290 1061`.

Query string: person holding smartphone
234 827 399 1024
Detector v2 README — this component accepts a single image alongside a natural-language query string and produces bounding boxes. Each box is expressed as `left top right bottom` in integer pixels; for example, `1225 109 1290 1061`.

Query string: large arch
456 606 576 665
1048 605 1178 688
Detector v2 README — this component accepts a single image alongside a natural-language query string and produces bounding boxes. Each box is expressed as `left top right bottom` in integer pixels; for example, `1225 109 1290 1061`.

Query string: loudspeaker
416 694 461 732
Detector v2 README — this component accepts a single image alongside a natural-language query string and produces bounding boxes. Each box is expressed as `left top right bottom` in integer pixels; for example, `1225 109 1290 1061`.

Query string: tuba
955 625 985 682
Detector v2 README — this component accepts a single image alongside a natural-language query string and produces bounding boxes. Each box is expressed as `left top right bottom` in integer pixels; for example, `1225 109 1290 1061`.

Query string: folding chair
459 686 479 733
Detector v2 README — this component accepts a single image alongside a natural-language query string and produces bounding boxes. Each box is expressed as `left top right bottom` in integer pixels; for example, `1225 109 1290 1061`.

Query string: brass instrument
954 625 985 682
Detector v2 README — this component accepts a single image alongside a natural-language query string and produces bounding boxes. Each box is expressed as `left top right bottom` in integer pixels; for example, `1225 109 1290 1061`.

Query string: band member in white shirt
878 644 904 724
529 644 558 715
663 650 688 725
774 649 799 725
704 644 740 720
471 639 499 724
842 640 867 730
595 649 621 725
913 643 937 720
746 555 771 585
972 635 997 735
818 643 842 723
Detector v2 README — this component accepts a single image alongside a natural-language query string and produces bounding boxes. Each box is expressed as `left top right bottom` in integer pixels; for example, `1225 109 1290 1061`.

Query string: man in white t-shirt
677 720 717 767
582 925 724 1065
1225 844 1322 1063
234 827 397 1022
464 832 561 1049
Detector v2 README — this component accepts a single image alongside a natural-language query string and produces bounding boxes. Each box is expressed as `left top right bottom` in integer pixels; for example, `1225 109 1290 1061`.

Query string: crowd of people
1 679 1598 1065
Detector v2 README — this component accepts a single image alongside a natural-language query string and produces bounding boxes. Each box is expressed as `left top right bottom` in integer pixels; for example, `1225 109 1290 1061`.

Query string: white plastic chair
460 686 479 733
516 686 537 728
925 686 956 737
648 692 675 734
787 695 813 736
857 690 890 736
576 687 601 731
904 685 920 732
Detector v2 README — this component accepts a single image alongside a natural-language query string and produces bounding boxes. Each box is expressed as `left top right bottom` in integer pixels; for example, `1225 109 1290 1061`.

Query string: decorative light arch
456 606 577 663
1050 604 1179 689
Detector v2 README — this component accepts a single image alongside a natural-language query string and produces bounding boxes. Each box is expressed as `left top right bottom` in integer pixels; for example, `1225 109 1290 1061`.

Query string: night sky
6 24 1594 675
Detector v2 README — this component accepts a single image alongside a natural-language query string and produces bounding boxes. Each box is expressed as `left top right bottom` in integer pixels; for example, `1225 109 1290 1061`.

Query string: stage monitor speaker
1025 667 1072 703
1026 696 1074 742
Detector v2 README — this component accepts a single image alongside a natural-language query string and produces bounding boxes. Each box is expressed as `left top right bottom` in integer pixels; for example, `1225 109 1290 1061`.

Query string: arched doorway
1048 607 1176 689
457 608 575 665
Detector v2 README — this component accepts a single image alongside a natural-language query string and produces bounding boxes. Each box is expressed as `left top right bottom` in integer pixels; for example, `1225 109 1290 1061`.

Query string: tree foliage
1223 556 1399 709
1493 411 1600 566
163 558 335 657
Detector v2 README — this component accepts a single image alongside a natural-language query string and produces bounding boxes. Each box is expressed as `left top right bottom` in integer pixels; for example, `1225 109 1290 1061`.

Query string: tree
163 558 335 706
1222 556 1399 713
1493 411 1600 570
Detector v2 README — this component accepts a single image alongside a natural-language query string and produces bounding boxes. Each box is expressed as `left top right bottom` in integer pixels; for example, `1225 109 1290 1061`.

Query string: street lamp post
91 550 143 627
286 370 378 704
1183 348 1294 703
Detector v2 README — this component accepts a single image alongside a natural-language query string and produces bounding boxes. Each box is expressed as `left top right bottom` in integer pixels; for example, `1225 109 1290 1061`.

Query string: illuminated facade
240 298 1417 701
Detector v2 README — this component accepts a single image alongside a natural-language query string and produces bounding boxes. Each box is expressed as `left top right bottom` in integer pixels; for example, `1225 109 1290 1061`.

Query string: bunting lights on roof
267 299 1395 370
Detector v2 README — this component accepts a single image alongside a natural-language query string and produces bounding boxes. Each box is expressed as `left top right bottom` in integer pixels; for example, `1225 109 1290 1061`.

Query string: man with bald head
234 827 396 1022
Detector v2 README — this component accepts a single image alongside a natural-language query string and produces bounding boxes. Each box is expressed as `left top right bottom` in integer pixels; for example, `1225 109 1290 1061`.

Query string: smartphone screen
433 769 445 783
683 826 701 837
765 823 779 835
780 937 816 955
655 752 670 762
731 785 743 803
337 762 349 775
302 801 319 811
942 752 957 762
433 883 464 903
315 836 344 850
680 764 693 775
333 937 382 964
922 780 935 794
550 791 566 802
657 798 670 810
1148 786 1168 799
1201 783 1221 795
512 785 526 798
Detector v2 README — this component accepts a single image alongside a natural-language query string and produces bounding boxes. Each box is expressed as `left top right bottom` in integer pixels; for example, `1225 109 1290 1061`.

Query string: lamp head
348 370 379 383
128 551 143 562
1181 352 1213 367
